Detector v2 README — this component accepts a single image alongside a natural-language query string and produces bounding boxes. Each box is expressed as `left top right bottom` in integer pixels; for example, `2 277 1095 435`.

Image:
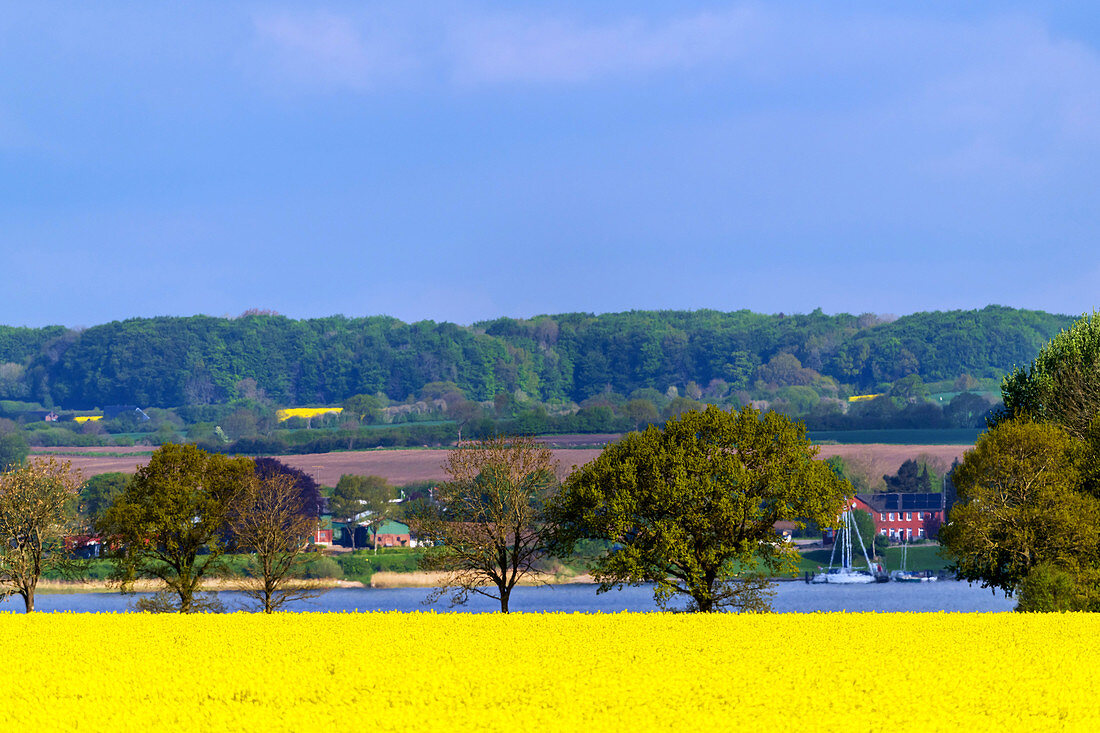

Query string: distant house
103 405 150 421
773 520 797 541
311 515 334 546
64 535 103 559
853 492 945 541
24 410 59 422
371 520 412 548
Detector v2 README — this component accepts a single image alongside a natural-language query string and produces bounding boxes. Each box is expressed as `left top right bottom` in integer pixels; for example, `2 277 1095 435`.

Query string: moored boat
811 503 881 584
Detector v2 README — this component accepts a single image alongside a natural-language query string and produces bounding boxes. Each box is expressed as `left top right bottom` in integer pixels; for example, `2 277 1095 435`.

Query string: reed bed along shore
367 570 595 588
0 613 1093 731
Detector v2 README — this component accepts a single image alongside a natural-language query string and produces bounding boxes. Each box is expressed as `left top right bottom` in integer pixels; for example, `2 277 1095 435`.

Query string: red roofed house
851 492 945 542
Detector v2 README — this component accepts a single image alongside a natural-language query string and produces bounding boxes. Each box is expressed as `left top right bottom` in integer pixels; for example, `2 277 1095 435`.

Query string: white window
880 529 887 536
888 513 894 521
918 528 925 538
905 512 912 521
917 512 923 520
880 513 885 521
906 528 912 539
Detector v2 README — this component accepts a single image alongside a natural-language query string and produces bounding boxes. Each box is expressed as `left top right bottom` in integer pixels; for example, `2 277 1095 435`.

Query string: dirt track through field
36 443 972 488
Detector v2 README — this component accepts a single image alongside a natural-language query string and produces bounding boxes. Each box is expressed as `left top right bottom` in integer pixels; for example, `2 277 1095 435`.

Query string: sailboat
890 537 938 582
811 505 878 584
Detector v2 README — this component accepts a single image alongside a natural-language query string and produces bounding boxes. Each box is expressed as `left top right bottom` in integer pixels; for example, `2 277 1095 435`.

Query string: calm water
12 580 1015 613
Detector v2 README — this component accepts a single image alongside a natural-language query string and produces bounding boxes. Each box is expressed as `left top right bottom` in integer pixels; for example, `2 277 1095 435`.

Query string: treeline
0 306 1073 410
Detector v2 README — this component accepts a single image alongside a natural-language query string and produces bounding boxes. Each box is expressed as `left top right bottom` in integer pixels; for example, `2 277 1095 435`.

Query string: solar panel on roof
856 492 943 512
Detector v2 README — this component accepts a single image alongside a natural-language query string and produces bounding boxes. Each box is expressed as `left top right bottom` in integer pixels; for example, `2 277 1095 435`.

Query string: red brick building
852 492 945 542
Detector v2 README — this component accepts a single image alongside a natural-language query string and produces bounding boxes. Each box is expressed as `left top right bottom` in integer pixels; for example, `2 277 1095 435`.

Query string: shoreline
35 578 362 595
34 574 601 595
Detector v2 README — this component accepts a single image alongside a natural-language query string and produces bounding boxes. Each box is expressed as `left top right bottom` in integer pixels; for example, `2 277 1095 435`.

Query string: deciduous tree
330 474 396 551
1001 311 1100 439
550 405 849 612
0 429 28 472
939 420 1100 597
0 457 82 612
80 472 130 525
408 436 557 613
98 444 254 613
231 472 324 613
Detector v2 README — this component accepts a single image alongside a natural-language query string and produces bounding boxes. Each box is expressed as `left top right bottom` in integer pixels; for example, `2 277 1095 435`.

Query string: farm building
334 519 414 549
853 492 945 541
372 520 412 548
311 515 333 546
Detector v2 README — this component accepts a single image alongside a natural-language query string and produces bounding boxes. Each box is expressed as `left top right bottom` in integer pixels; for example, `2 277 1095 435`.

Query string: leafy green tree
1016 562 1080 612
0 430 28 471
97 444 254 613
945 392 995 428
661 396 704 420
888 374 929 406
80 472 130 523
1001 311 1100 438
883 459 932 493
621 398 659 430
825 455 870 493
448 399 484 442
342 394 383 424
550 406 850 612
939 421 1100 598
0 457 82 612
409 436 557 613
330 474 396 552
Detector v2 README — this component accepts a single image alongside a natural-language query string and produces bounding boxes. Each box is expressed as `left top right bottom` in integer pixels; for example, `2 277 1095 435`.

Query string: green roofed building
373 521 412 548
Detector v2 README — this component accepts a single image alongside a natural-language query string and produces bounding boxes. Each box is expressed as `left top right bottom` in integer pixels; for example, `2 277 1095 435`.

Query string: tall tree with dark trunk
550 406 849 612
231 472 326 613
98 444 253 613
409 436 558 613
0 457 82 612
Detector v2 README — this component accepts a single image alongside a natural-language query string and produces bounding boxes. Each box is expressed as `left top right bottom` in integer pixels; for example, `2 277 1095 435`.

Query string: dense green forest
0 303 1073 411
0 306 1073 410
0 306 1077 457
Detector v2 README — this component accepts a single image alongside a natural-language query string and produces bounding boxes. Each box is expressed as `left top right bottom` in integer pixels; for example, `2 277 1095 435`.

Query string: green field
795 544 949 573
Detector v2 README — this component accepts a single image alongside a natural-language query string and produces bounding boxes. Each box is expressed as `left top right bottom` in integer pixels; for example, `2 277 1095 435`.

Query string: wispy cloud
250 10 423 91
248 6 763 90
446 8 758 85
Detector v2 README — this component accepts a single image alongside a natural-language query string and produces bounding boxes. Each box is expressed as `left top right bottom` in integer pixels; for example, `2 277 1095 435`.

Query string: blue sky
3 1 1100 327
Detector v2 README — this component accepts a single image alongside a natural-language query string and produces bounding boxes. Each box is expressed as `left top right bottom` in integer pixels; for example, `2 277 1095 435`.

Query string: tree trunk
499 581 510 613
22 587 34 613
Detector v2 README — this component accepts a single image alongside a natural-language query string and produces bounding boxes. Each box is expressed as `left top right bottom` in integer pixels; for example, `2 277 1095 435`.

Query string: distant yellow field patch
847 393 884 403
72 415 103 423
0 612 1096 731
276 407 343 422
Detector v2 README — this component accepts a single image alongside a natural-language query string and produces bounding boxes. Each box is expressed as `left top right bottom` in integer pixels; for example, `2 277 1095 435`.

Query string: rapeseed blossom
0 612 1092 731
275 407 343 422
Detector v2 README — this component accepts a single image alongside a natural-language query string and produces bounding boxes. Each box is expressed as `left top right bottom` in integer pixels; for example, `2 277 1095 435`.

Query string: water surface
15 580 1015 613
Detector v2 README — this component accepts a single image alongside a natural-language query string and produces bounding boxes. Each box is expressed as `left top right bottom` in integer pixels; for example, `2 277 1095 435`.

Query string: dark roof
23 410 57 420
103 405 150 420
857 493 944 512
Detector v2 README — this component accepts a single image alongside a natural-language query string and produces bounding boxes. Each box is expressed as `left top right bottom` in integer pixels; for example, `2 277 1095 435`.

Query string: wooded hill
0 306 1074 410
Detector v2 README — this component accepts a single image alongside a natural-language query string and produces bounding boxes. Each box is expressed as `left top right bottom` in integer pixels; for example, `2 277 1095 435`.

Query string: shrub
300 556 343 580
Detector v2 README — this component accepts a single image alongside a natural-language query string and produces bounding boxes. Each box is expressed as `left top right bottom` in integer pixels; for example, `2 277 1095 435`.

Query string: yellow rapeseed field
0 612 1094 731
275 407 343 422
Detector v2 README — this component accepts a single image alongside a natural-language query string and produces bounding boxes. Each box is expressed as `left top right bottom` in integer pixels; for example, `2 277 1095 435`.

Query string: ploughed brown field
33 442 970 488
